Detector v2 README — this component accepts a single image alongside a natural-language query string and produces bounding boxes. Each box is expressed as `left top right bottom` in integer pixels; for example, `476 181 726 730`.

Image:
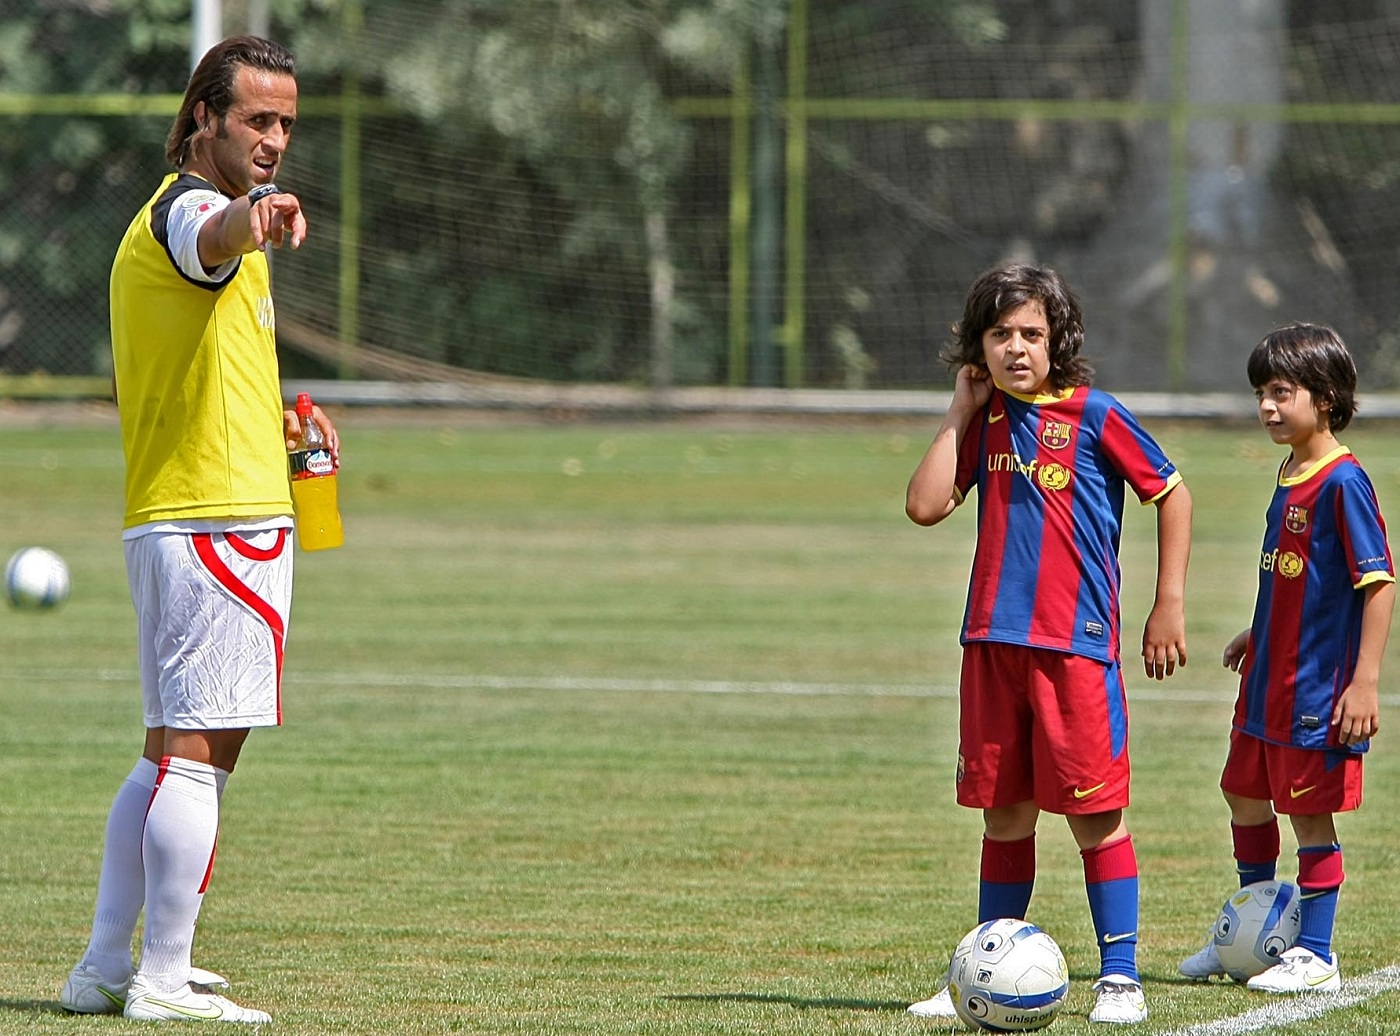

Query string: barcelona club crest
1040 419 1072 450
1285 504 1309 535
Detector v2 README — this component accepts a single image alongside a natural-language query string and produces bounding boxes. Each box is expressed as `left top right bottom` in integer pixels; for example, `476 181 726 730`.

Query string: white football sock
136 756 220 993
81 757 159 981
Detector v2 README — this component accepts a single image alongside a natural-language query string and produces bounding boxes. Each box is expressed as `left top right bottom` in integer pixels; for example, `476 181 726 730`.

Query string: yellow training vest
111 173 292 527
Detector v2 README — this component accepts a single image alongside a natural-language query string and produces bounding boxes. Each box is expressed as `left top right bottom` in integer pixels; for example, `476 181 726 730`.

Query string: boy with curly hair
905 262 1192 1025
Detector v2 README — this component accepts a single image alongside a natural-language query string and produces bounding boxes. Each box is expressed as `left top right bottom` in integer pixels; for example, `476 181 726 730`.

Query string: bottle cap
295 391 313 416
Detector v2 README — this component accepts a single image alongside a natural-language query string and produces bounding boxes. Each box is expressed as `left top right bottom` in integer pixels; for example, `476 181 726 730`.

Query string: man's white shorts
125 529 293 730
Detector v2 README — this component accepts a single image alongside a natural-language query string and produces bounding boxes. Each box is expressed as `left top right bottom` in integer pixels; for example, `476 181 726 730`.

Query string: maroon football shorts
956 641 1131 815
1220 728 1362 814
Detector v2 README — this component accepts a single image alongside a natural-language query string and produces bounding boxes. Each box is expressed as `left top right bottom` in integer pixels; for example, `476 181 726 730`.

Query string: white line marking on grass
333 672 956 697
1163 966 1400 1036
297 674 1252 704
0 668 1312 703
9 668 1400 706
4 668 955 698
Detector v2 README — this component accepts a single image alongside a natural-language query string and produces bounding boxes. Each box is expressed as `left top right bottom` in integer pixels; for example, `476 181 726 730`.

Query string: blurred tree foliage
287 0 773 383
0 0 1006 385
5 2 1400 387
279 0 1011 384
0 0 329 378
0 3 180 377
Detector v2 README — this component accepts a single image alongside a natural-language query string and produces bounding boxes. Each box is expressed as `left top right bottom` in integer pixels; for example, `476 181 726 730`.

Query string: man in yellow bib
62 35 338 1025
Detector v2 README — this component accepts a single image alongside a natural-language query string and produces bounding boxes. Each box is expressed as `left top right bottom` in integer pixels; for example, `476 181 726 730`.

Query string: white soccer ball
948 918 1069 1031
1212 880 1302 981
4 547 71 610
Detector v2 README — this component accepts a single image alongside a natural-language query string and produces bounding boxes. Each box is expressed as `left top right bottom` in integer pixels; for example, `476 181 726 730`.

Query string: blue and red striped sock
1082 834 1140 982
1232 818 1280 887
1295 843 1343 959
978 834 1035 922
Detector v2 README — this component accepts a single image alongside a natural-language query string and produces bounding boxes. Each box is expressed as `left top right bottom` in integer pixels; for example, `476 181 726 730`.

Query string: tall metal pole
247 0 270 37
727 53 753 387
782 0 808 388
337 0 364 378
1165 0 1190 389
191 0 222 69
749 40 782 387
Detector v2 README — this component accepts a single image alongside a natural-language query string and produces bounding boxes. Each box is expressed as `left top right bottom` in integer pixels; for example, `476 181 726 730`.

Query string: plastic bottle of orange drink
288 392 344 550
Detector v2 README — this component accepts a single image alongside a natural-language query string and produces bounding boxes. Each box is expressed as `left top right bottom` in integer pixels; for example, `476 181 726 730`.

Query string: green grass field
3 411 1400 1034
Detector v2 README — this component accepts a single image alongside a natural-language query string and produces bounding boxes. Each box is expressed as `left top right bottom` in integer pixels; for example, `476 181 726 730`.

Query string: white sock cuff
128 756 159 788
156 756 219 799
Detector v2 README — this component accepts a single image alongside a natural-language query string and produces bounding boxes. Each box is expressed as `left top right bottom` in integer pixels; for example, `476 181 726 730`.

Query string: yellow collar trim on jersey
994 382 1076 405
1278 444 1351 487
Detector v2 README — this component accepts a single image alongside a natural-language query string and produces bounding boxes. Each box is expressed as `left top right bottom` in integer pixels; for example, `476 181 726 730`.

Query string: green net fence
6 0 1400 395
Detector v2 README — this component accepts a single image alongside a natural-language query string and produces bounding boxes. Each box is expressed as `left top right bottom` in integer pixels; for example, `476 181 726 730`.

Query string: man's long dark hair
941 262 1094 391
165 35 296 168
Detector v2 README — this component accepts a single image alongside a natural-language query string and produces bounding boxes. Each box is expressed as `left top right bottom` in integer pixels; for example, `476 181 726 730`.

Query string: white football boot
1245 947 1341 994
906 986 958 1018
1179 938 1227 981
1088 975 1148 1024
61 963 230 1014
123 974 270 1024
60 963 129 1015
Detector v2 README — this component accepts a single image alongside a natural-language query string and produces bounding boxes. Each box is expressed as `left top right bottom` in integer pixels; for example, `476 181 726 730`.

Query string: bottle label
290 448 334 480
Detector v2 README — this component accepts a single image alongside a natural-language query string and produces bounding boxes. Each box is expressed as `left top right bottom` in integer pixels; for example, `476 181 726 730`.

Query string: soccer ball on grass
4 547 71 610
1212 879 1302 981
948 918 1069 1031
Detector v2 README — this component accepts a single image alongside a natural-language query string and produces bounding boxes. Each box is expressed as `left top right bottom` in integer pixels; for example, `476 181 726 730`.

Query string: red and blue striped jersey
953 385 1182 664
1234 448 1394 752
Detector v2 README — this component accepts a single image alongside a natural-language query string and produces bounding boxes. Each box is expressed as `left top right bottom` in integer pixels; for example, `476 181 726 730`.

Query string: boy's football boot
1245 947 1340 994
1178 939 1227 981
1089 975 1148 1024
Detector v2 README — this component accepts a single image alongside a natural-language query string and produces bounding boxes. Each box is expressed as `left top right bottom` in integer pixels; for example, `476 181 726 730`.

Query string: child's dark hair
1247 322 1357 432
941 262 1093 390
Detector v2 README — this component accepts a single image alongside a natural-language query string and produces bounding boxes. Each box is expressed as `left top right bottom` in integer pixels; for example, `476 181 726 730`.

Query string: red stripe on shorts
192 533 285 723
224 528 287 561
